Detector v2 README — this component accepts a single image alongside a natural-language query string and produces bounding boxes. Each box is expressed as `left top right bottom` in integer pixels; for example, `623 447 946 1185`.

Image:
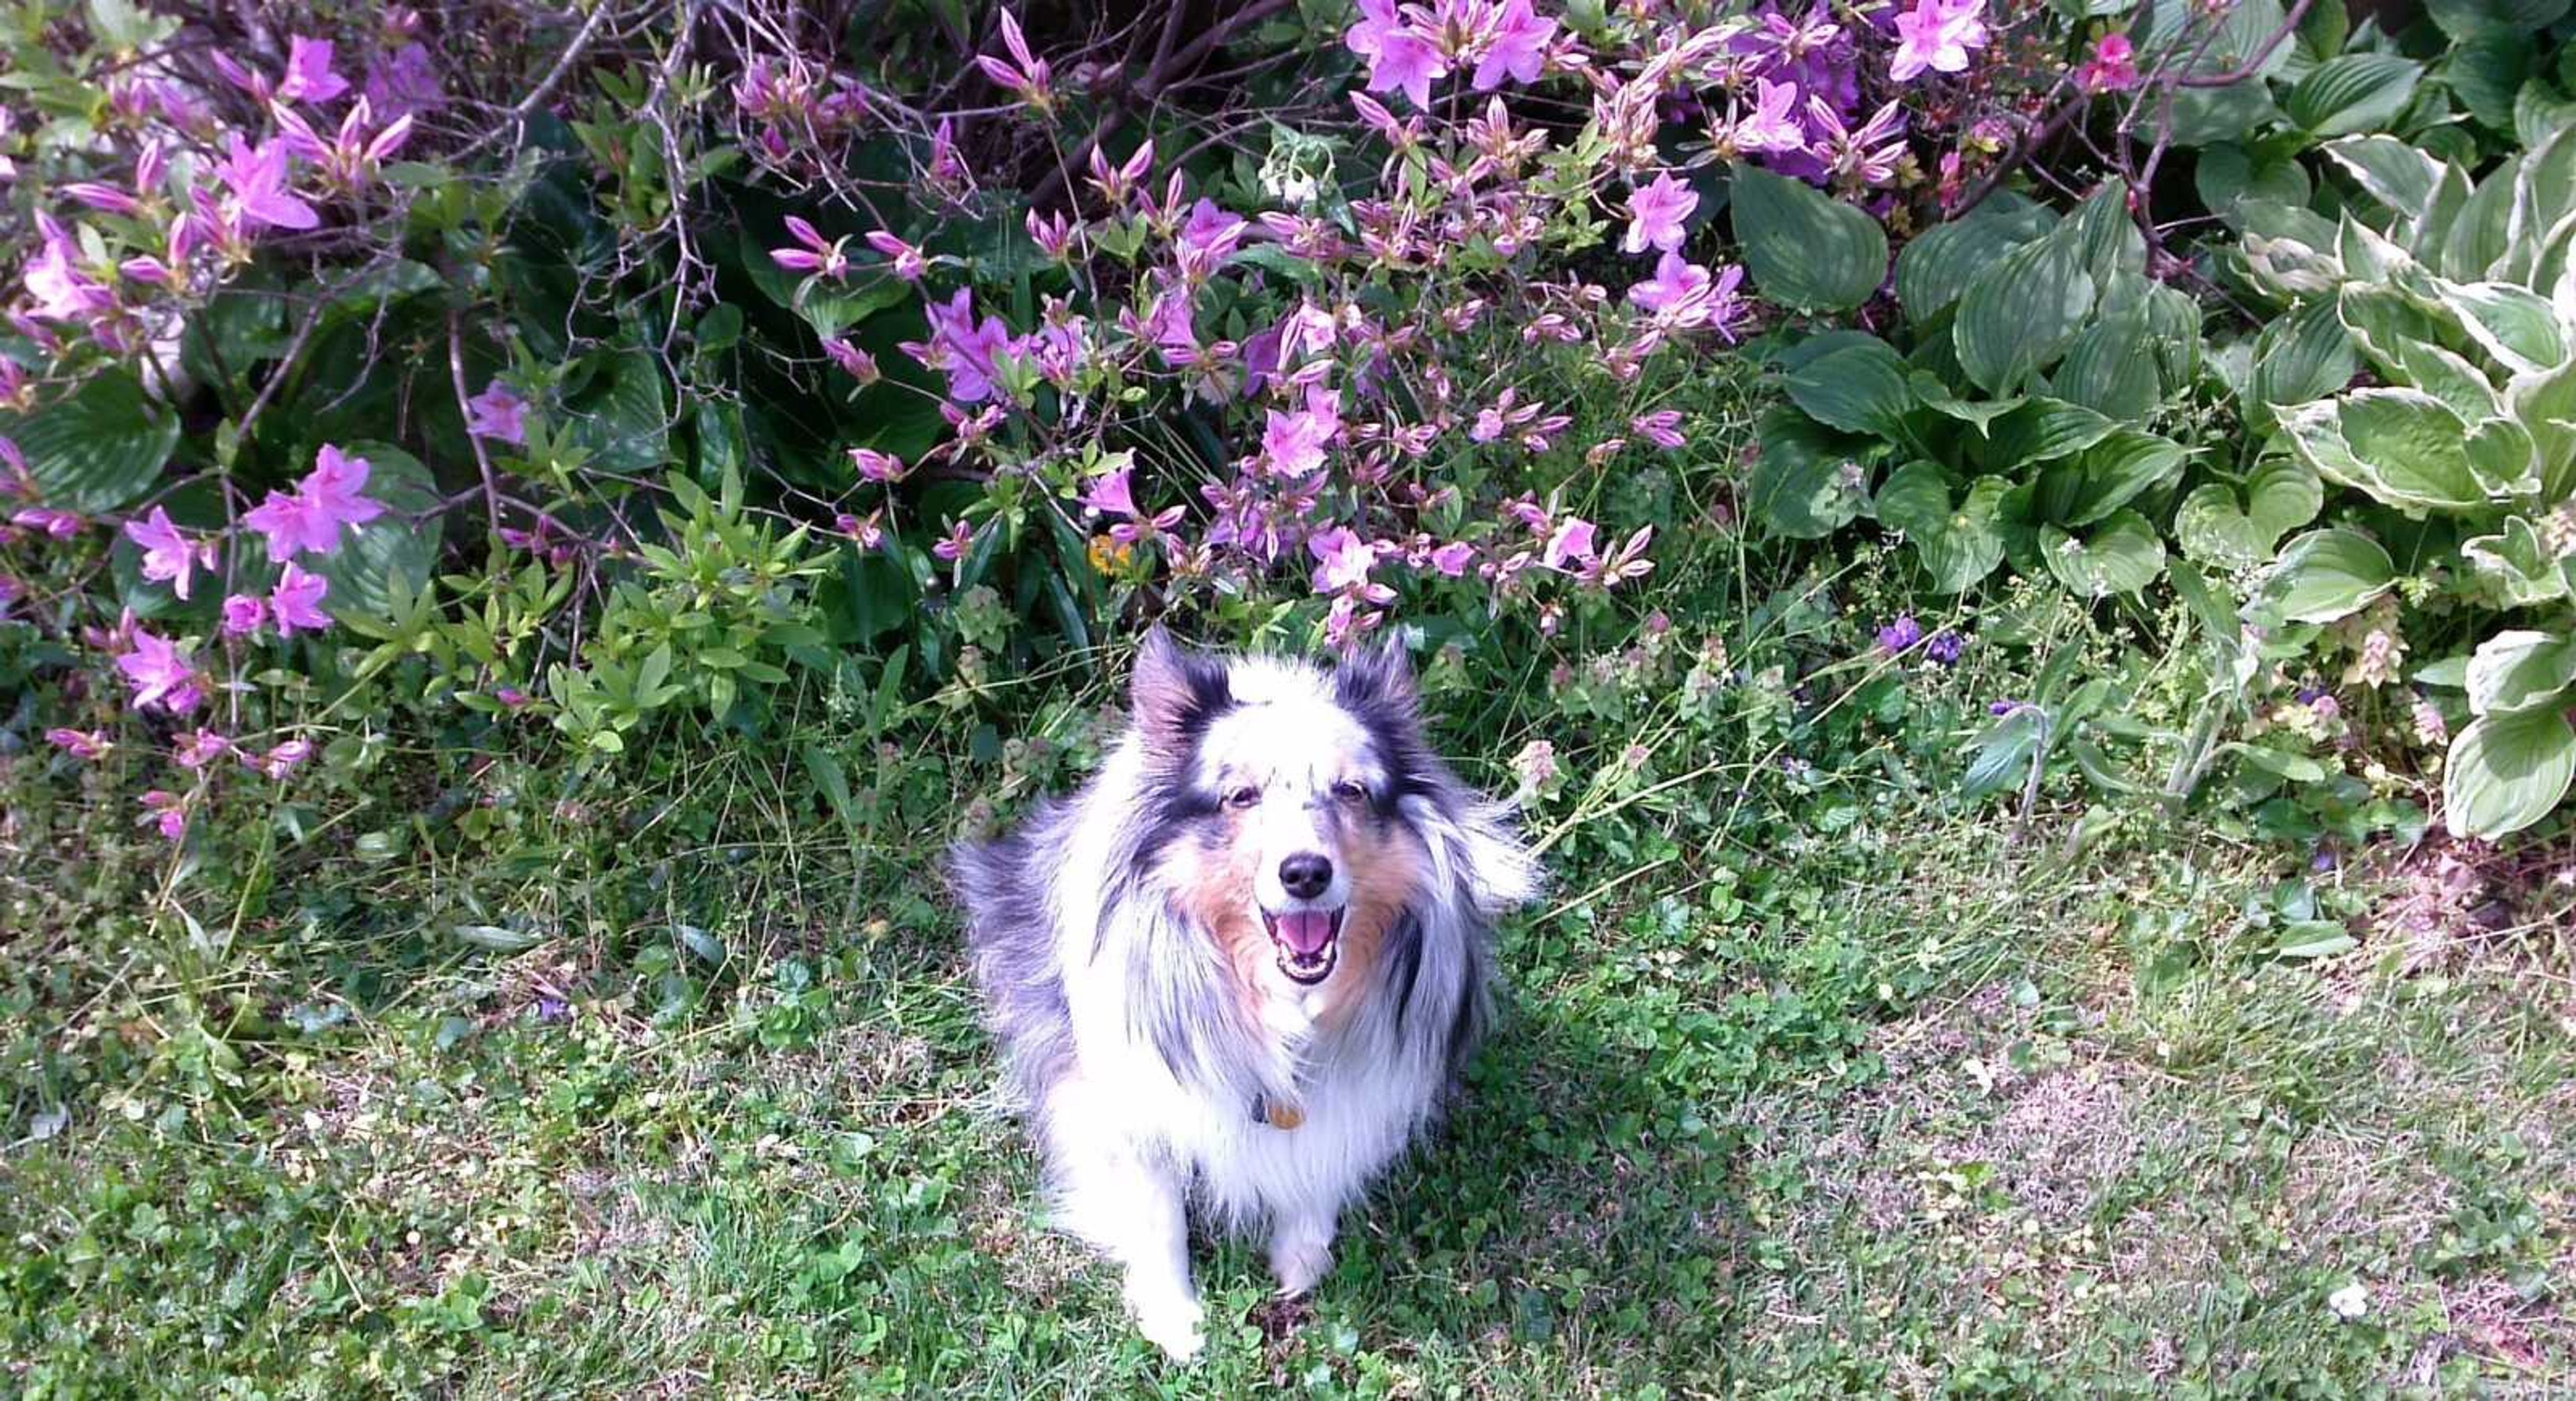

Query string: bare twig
447 309 504 534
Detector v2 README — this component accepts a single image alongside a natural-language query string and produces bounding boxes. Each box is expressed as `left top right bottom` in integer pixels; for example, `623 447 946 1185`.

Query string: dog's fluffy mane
949 628 1539 1233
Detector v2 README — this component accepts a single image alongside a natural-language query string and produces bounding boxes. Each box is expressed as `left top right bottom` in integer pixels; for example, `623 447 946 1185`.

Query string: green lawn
7 705 2571 1395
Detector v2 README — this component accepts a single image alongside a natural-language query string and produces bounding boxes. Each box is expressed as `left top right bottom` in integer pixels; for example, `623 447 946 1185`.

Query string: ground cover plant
3 0 2574 1393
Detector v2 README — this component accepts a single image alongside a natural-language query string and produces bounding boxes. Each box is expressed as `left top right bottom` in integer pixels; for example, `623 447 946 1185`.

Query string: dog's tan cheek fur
1172 815 1271 1018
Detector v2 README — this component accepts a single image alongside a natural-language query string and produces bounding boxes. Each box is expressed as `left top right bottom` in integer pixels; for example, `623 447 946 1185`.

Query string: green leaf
2433 279 2567 373
1748 407 1872 539
1908 372 2025 430
1962 704 2047 801
563 349 670 476
2040 509 2165 597
1986 398 2120 466
2465 629 2576 715
802 743 859 828
4 370 180 513
1729 165 1889 313
2197 144 2314 226
1894 200 2056 319
2052 310 2163 422
2444 708 2576 839
2278 389 2491 512
2175 458 2325 568
2035 429 2190 527
1954 221 2095 394
2275 923 2358 958
2445 34 2530 132
2426 0 2571 40
305 444 445 623
1783 336 1916 437
2261 527 2396 623
2286 54 2424 136
2246 298 2357 434
2461 517 2573 605
1874 462 2008 592
2321 137 2441 217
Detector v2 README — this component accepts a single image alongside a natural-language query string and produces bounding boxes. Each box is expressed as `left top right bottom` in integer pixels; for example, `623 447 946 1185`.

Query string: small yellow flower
1086 534 1134 574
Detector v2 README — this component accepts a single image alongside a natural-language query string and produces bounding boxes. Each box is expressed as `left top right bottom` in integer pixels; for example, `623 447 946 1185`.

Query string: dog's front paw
1268 1222 1335 1298
1128 1288 1205 1360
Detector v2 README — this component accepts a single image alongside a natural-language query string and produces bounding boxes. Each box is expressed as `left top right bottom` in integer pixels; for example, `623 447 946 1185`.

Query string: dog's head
1128 626 1452 995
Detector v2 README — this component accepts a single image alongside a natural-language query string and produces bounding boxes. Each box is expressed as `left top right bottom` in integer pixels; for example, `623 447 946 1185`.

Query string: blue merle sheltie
950 627 1540 1357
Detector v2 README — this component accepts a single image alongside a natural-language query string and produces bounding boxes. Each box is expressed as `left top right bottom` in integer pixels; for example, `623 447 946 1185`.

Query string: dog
950 627 1540 1358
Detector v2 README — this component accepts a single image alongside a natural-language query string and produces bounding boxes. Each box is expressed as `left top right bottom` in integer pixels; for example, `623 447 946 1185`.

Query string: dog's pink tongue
1276 910 1335 955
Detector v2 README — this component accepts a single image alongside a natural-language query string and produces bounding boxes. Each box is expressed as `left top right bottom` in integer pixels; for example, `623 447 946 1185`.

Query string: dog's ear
1334 633 1418 721
1132 624 1232 754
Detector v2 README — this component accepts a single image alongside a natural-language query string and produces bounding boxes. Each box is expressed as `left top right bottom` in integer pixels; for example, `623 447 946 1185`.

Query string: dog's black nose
1278 853 1333 900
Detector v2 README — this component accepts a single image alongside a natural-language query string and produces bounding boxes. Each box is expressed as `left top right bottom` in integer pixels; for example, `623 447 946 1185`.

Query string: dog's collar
1250 1092 1304 1131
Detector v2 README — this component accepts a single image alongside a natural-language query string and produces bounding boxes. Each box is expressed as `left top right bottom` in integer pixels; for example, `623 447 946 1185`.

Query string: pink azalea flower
1891 0 1988 82
1176 199 1248 280
769 215 849 278
1623 172 1698 255
269 562 331 635
864 231 926 280
835 510 885 548
63 182 140 217
1544 517 1599 570
255 739 313 779
493 685 531 709
822 338 880 382
1736 77 1807 154
46 728 111 760
115 626 201 714
174 729 233 769
215 135 319 232
1324 593 1385 650
1470 0 1556 90
1346 0 1449 108
466 379 527 444
1080 464 1139 517
849 448 908 482
140 790 187 841
1631 409 1687 450
278 36 350 104
1627 253 1750 338
2078 33 2139 92
242 444 385 558
907 288 1016 403
1309 526 1389 600
13 507 84 538
976 7 1053 109
221 593 268 636
1261 387 1341 478
932 518 977 562
123 506 217 600
23 213 114 322
1428 541 1477 577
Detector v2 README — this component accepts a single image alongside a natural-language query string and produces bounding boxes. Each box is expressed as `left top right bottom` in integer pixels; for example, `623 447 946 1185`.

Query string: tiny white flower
2327 1282 2369 1320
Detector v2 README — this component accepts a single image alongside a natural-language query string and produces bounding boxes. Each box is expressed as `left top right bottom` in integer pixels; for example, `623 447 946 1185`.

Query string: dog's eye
1332 779 1367 802
1224 785 1260 810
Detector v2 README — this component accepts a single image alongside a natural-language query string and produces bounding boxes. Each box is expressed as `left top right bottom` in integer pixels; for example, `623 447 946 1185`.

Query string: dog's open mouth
1261 906 1344 984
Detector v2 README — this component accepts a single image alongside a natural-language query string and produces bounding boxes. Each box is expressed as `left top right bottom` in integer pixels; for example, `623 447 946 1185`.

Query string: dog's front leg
1099 1159 1204 1359
1268 1203 1338 1297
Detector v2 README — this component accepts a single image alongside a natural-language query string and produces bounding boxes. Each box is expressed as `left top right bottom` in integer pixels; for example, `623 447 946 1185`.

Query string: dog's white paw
1269 1224 1335 1298
1128 1287 1205 1360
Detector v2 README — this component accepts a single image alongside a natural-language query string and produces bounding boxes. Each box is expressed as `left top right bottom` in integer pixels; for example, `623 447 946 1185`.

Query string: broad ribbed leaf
2247 297 2358 433
2175 458 2324 568
2039 509 2165 597
2036 429 2189 527
1894 201 2055 317
1748 407 1872 539
2286 54 2424 137
2426 0 2572 39
1955 223 2094 393
5 370 179 513
2444 708 2576 839
2279 390 2489 511
1874 461 2006 593
2053 311 2161 421
1729 166 1888 313
2466 629 2576 715
1783 336 1916 437
2322 136 2444 216
2262 526 2396 623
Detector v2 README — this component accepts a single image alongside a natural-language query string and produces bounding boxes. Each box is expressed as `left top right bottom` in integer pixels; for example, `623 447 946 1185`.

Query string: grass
8 711 2573 1397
